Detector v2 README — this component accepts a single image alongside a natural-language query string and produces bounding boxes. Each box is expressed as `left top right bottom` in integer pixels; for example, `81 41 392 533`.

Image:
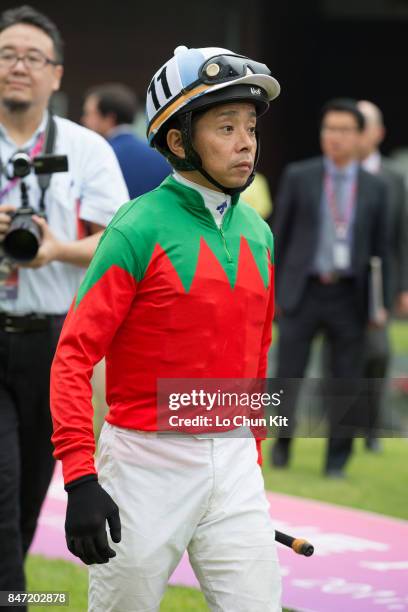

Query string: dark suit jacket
273 157 389 317
379 158 408 303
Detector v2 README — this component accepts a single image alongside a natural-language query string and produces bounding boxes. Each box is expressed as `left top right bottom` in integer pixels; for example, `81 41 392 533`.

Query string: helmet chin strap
179 113 260 196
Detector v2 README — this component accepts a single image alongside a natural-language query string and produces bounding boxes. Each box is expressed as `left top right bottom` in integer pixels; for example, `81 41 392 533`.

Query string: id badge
333 241 351 270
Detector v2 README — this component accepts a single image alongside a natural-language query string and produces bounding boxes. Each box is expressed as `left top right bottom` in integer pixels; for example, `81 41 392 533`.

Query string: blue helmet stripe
177 49 206 89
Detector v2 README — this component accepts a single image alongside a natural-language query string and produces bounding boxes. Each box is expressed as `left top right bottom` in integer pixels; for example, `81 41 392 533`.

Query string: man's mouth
234 161 253 171
6 81 30 89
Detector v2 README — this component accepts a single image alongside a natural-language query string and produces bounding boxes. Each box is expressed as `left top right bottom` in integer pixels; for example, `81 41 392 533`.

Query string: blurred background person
0 5 128 599
271 98 389 478
356 100 408 451
358 100 408 316
82 82 171 199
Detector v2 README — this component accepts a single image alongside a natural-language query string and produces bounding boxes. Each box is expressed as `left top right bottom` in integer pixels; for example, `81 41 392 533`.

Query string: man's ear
106 112 118 130
167 129 186 159
52 64 63 92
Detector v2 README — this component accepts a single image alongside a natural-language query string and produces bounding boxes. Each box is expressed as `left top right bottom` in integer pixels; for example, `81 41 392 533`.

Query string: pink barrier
31 465 408 612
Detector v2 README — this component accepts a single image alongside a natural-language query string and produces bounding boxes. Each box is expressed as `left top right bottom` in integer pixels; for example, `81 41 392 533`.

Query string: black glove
65 475 121 565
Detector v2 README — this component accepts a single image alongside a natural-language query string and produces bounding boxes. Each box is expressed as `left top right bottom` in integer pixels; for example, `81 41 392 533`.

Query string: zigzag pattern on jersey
75 233 272 314
74 176 273 310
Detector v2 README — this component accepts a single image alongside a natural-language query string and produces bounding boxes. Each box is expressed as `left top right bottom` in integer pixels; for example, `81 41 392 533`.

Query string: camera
7 152 68 179
3 152 68 262
3 206 45 262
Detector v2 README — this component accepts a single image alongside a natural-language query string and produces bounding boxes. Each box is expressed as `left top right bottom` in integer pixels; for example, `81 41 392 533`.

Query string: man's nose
325 133 340 144
11 57 29 73
237 128 255 150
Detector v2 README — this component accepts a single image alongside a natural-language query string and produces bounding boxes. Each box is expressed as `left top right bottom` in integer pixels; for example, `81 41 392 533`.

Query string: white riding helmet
146 45 281 194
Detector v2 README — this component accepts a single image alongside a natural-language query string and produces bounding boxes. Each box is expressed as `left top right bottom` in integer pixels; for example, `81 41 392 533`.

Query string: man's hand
396 292 408 317
0 204 16 242
21 217 105 268
20 214 61 268
65 477 121 565
368 307 388 328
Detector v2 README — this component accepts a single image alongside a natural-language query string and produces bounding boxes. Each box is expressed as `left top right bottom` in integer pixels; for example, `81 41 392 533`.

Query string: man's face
191 102 258 189
81 95 110 135
320 111 361 165
0 23 62 112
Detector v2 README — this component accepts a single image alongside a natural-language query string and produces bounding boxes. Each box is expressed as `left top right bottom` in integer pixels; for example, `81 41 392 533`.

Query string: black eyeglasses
0 48 60 71
197 54 271 87
321 125 359 135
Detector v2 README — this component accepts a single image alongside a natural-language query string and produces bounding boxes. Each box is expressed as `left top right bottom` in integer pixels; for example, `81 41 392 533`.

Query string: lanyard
324 173 357 239
0 113 57 212
0 131 46 201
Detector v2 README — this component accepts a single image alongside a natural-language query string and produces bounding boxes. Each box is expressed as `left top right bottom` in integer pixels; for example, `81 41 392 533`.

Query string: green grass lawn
390 319 408 353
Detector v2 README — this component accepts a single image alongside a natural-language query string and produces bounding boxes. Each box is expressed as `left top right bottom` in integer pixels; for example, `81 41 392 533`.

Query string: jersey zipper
219 226 232 262
203 207 233 263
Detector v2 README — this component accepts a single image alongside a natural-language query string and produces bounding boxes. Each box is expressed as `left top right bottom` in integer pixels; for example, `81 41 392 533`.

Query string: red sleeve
50 229 138 485
256 439 263 466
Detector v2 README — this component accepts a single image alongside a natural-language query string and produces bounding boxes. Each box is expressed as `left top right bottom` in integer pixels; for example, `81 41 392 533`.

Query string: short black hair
320 98 365 131
0 5 64 63
85 83 138 126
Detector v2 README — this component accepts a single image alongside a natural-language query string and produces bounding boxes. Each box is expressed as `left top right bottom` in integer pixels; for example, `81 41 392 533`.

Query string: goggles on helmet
195 54 272 88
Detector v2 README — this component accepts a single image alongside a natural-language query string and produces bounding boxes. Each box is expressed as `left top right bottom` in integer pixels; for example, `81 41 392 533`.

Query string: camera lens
4 229 39 261
3 211 41 262
9 152 32 179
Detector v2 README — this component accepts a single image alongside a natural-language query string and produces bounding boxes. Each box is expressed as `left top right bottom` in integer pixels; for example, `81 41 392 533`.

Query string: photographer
0 5 128 598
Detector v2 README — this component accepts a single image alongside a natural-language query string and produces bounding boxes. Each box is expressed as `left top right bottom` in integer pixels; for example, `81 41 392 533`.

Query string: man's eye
221 125 233 132
249 126 256 134
27 53 43 64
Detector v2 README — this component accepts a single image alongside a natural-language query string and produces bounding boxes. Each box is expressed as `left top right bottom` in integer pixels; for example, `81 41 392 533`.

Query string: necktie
333 171 346 220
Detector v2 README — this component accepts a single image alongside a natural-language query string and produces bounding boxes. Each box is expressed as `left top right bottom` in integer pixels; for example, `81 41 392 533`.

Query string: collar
173 172 232 223
161 174 240 215
0 110 48 149
324 156 358 179
107 124 135 140
174 171 231 204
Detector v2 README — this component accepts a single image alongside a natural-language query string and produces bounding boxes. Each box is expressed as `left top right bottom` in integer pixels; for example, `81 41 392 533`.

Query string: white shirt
0 114 129 314
173 172 231 228
361 151 381 175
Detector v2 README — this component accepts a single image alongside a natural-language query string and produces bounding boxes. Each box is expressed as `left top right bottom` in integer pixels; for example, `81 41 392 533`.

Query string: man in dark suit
271 98 389 477
356 100 408 451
